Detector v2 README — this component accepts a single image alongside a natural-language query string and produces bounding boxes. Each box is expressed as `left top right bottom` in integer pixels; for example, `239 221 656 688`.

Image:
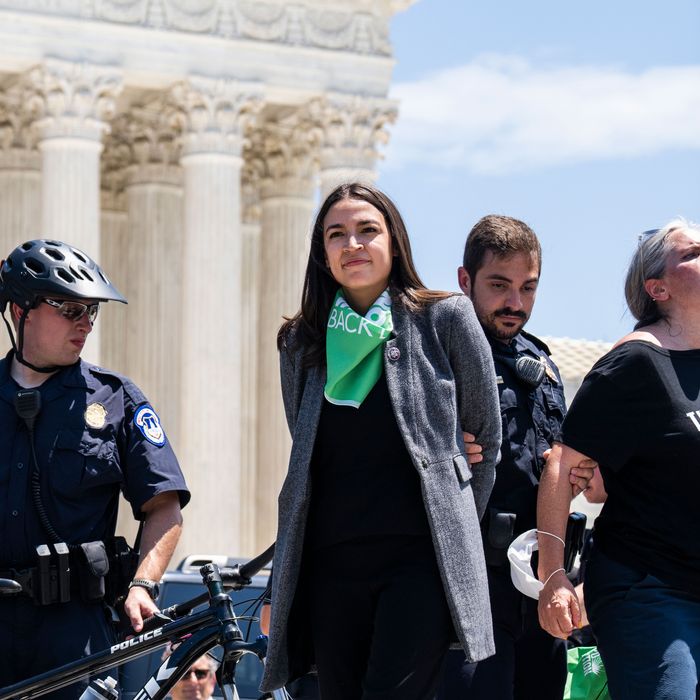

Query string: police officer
438 216 592 700
0 240 190 699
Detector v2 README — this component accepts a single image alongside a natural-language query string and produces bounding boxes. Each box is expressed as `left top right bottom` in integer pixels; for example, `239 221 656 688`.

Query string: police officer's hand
462 432 483 465
538 569 581 640
543 449 597 497
569 458 598 497
124 585 158 633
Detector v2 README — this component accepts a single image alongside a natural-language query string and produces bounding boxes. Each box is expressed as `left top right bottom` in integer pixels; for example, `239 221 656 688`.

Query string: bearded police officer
0 240 190 699
438 216 593 700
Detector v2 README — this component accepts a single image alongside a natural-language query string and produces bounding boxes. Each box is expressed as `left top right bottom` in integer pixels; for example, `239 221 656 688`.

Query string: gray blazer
260 294 502 692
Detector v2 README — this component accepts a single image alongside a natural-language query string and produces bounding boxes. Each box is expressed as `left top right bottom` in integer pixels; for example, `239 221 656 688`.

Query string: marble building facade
0 0 410 560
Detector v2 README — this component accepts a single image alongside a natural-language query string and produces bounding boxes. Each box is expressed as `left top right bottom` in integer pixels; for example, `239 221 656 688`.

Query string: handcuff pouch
483 509 516 568
78 540 109 602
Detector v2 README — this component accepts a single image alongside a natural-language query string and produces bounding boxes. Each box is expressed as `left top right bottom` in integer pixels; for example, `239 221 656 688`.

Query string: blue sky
377 0 700 341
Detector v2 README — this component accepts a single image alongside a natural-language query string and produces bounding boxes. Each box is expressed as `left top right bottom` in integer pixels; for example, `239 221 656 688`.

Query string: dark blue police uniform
0 352 190 699
439 331 568 700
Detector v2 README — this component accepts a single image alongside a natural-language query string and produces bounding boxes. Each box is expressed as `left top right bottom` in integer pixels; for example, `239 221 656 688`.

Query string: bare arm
536 442 592 639
260 604 271 636
123 491 183 632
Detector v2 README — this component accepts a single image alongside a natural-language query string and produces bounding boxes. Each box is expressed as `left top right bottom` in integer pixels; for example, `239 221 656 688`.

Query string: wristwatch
128 578 160 600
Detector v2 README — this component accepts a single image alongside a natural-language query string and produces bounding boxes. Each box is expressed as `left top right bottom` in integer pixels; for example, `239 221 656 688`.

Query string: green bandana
324 289 393 408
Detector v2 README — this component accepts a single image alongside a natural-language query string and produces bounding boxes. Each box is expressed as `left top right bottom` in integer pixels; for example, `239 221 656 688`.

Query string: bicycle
0 544 290 700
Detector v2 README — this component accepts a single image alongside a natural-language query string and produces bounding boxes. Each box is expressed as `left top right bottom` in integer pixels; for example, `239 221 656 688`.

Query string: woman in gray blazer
260 183 502 699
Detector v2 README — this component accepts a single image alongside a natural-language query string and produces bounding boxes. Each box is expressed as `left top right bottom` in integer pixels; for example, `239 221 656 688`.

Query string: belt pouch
78 541 109 602
53 542 71 603
35 544 52 605
483 509 516 568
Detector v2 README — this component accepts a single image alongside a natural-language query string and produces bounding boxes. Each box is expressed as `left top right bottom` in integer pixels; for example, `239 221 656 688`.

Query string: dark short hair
462 215 541 282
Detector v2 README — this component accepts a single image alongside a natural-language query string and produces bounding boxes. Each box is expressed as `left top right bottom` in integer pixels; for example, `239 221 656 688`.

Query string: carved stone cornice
0 2 395 56
22 59 123 142
169 77 262 158
247 110 319 200
309 93 397 171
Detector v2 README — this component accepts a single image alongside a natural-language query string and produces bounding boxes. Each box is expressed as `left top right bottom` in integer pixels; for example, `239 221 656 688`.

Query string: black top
488 332 567 534
0 353 190 568
306 372 430 550
561 340 700 594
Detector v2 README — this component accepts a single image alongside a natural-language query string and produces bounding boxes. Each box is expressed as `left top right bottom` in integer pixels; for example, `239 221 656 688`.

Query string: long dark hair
278 182 452 367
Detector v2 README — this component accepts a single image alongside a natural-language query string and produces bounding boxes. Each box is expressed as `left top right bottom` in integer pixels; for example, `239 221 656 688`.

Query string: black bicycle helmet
0 239 126 373
0 239 126 311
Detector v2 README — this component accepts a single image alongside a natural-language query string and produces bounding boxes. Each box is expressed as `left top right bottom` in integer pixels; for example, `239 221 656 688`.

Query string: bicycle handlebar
137 543 275 636
238 542 275 581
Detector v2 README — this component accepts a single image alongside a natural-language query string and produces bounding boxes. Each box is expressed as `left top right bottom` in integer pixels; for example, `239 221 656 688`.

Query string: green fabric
324 289 393 408
564 646 611 700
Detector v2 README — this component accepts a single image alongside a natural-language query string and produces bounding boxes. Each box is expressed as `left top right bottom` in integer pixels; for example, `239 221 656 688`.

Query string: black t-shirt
561 340 700 594
306 372 430 550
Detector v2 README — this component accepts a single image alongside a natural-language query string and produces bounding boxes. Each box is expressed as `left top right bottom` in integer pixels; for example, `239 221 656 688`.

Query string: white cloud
385 55 700 174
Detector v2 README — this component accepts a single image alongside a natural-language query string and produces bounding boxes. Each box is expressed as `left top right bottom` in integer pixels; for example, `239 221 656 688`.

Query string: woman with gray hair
536 218 700 700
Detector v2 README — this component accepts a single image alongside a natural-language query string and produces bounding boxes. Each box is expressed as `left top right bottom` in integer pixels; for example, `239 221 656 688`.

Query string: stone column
170 78 261 558
119 105 185 448
99 189 128 375
25 59 123 364
310 93 397 198
0 87 41 356
99 124 131 376
239 164 262 555
253 113 318 551
102 182 139 547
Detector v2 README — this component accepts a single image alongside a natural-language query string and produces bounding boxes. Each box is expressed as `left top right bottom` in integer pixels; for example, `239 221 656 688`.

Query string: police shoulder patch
134 405 166 446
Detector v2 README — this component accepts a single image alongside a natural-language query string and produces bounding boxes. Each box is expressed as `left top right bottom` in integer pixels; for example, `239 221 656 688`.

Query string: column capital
241 161 262 225
106 101 183 188
169 77 263 159
309 93 397 174
126 102 183 166
0 84 39 152
248 109 319 200
101 118 132 200
0 86 40 171
23 59 123 142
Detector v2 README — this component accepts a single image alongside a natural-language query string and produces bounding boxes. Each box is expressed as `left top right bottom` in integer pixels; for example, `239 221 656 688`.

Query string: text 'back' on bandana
324 289 393 408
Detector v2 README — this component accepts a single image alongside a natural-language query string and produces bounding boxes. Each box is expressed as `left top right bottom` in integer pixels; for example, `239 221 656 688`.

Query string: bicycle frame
0 551 276 700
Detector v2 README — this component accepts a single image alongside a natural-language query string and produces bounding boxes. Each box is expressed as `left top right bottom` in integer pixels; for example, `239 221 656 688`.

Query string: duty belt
0 543 72 605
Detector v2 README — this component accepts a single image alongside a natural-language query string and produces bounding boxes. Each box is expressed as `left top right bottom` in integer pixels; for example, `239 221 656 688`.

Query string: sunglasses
185 669 211 681
43 298 100 324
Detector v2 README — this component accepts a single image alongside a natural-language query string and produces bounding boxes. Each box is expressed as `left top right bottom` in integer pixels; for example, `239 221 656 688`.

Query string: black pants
307 536 452 700
437 567 567 700
0 596 116 700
